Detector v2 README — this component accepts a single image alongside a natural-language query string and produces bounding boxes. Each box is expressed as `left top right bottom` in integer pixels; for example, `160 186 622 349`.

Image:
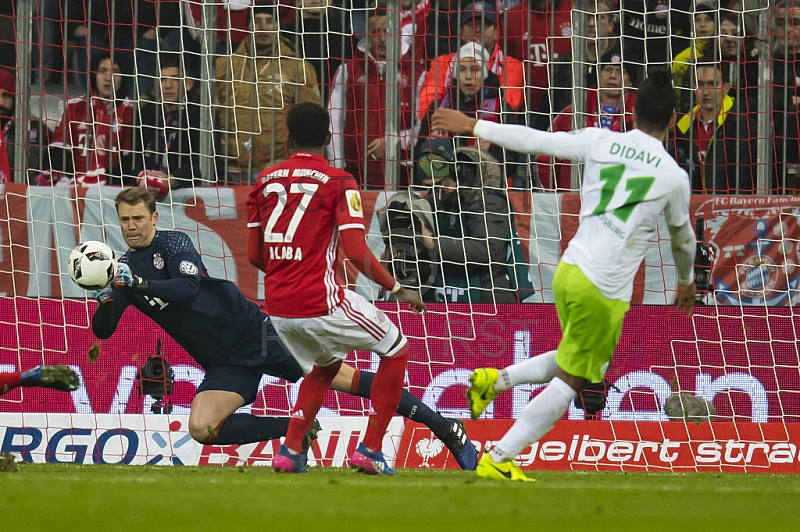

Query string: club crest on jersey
346 190 363 218
153 253 164 269
179 260 198 276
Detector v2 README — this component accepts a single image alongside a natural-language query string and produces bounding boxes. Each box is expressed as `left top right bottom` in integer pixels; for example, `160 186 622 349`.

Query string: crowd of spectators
0 0 797 195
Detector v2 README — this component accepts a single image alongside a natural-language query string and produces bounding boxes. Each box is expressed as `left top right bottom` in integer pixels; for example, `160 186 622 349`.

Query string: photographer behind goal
380 137 532 304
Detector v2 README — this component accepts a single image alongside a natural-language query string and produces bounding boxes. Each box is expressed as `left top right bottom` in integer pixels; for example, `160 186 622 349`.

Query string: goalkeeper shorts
553 261 630 383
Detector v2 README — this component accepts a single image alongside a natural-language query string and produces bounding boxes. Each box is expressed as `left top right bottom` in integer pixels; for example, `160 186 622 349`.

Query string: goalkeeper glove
113 263 150 293
94 288 114 305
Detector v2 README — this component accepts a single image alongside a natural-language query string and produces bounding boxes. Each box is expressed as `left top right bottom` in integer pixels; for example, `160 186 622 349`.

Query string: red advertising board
2 299 799 426
397 420 800 473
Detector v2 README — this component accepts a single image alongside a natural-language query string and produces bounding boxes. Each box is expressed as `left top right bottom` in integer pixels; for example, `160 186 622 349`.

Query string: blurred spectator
0 70 13 183
187 0 252 56
283 0 350 102
328 8 418 188
672 3 717 112
422 0 466 65
417 42 524 179
0 70 50 184
127 54 212 199
548 0 617 121
717 9 757 106
541 47 639 190
771 0 800 192
214 2 321 183
42 52 134 187
669 60 754 194
500 0 573 130
619 0 692 65
418 2 524 120
72 0 187 98
399 0 433 64
416 144 521 304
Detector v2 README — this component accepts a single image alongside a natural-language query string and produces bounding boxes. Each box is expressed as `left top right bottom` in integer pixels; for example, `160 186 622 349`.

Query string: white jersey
474 122 692 301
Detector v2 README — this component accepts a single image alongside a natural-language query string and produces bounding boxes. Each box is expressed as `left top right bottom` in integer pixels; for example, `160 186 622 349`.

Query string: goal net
1 0 799 471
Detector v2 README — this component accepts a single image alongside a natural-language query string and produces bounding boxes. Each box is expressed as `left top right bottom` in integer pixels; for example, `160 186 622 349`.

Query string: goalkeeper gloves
94 288 114 305
113 263 150 293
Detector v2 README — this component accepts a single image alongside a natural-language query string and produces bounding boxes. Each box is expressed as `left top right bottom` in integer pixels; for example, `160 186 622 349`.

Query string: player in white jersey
431 68 697 482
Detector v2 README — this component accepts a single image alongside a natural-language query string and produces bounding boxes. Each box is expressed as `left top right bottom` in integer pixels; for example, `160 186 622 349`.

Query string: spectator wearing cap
416 42 524 179
540 47 639 190
417 2 524 120
0 70 14 183
669 59 754 194
327 7 420 188
214 2 322 184
500 0 573 130
673 3 717 112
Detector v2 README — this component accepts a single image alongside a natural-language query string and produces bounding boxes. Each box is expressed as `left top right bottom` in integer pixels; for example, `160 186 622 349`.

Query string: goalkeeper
431 68 697 482
92 187 477 470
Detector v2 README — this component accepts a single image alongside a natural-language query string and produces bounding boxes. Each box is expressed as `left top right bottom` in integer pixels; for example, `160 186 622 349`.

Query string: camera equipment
694 217 714 303
574 381 619 420
379 191 438 293
136 339 174 414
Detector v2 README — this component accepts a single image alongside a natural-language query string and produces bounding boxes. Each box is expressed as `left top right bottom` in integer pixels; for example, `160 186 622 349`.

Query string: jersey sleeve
246 182 264 229
335 174 366 231
664 177 691 228
473 120 606 162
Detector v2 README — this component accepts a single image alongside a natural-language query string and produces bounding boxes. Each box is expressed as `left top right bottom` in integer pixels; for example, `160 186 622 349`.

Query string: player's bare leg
0 365 79 395
467 350 558 420
331 363 477 470
477 366 584 482
189 390 320 453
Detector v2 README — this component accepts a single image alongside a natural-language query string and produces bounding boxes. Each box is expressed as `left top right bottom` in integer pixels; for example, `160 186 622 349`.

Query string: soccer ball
67 241 118 290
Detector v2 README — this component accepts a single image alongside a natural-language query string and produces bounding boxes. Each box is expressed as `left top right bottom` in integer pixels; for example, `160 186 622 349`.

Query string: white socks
490 376 577 463
494 350 558 393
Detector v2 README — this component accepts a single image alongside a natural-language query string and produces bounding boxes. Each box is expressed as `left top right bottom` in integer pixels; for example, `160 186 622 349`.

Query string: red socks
284 361 343 453
362 343 409 452
0 371 22 395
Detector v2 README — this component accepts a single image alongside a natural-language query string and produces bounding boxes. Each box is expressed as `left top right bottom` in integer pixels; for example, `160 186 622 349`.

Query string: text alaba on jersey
247 152 366 318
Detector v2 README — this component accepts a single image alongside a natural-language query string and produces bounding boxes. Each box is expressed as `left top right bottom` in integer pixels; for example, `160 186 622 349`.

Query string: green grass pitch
2 464 798 531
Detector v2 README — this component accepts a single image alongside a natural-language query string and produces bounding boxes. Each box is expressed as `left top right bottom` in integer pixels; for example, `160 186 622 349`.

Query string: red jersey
51 96 134 186
500 0 573 113
247 152 367 318
0 120 10 184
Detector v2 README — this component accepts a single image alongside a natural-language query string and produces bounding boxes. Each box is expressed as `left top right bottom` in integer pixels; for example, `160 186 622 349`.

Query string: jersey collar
290 151 327 163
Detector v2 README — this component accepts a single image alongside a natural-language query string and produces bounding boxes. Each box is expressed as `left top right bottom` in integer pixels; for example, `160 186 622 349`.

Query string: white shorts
270 289 405 374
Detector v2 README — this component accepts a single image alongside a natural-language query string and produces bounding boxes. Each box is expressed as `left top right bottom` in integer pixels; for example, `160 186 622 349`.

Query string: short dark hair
286 102 330 148
718 9 740 28
158 53 183 74
115 187 156 215
695 60 731 85
89 52 120 95
635 67 677 131
247 2 279 26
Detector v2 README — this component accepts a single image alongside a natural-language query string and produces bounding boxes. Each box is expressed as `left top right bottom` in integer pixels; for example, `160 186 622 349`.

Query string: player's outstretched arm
340 227 426 314
431 108 597 160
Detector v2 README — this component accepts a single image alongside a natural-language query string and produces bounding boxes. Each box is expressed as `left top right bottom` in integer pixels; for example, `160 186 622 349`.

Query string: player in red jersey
45 52 134 187
247 102 426 475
